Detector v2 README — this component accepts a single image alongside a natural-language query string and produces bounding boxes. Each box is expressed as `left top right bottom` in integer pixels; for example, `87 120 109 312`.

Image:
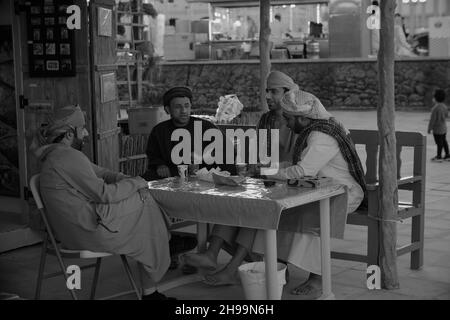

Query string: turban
266 71 299 91
32 105 86 151
162 86 193 107
280 89 333 120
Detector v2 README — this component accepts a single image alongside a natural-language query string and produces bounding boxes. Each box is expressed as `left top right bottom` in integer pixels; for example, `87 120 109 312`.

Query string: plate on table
212 173 246 186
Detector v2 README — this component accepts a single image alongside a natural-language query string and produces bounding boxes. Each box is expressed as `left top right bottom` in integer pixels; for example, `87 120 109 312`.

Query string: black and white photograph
59 43 70 55
2 0 450 309
32 43 43 55
32 28 41 41
33 59 45 72
59 5 68 13
58 16 67 25
30 17 41 25
30 6 41 14
60 28 69 40
45 43 55 55
60 59 72 72
46 60 59 71
43 6 55 14
44 17 54 26
45 28 54 41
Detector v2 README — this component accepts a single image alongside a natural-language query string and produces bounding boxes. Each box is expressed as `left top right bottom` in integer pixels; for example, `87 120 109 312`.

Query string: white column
420 2 426 29
410 2 416 36
319 197 334 300
264 229 279 300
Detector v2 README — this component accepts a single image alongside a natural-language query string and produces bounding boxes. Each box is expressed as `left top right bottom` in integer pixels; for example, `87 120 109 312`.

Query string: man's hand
138 188 152 202
156 165 171 178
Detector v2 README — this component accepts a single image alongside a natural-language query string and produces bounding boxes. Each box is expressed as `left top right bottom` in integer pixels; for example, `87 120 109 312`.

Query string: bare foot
180 253 218 270
291 277 322 298
203 270 240 286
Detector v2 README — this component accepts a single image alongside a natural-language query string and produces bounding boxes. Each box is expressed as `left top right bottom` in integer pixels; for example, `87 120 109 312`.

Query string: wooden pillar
259 0 270 112
378 0 399 290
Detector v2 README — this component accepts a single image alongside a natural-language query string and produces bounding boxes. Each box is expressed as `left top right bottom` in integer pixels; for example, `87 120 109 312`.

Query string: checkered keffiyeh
293 119 367 201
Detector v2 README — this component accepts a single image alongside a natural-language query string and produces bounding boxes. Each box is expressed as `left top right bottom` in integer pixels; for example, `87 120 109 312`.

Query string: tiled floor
0 111 449 300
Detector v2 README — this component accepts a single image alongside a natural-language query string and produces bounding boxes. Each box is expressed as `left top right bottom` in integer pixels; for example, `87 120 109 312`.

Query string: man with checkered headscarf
33 105 175 300
251 71 366 298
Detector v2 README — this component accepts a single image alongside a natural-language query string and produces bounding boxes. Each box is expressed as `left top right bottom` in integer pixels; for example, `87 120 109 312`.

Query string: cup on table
177 165 188 180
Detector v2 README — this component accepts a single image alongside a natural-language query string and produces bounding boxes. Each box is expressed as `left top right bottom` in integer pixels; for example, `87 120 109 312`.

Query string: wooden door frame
88 0 120 170
3 0 28 216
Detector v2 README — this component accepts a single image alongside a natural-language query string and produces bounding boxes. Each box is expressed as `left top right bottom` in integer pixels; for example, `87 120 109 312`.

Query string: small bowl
263 180 276 187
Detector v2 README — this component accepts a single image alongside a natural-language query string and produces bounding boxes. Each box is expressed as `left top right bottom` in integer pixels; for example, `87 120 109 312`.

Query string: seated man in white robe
31 105 174 300
252 71 366 297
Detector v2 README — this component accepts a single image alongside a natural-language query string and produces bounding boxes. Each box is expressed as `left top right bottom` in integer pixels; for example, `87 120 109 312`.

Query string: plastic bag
215 94 244 123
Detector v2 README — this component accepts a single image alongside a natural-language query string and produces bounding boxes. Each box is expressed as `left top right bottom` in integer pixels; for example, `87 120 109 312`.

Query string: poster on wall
25 0 76 77
98 7 112 37
100 72 117 103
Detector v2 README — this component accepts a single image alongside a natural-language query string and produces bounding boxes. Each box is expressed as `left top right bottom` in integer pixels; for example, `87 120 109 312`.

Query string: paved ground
0 111 449 300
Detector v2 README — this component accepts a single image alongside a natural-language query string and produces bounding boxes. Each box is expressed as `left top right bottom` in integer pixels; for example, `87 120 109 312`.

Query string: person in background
31 105 174 300
428 89 450 162
246 16 258 39
270 14 292 48
370 1 380 56
232 16 245 40
402 16 409 39
394 13 416 57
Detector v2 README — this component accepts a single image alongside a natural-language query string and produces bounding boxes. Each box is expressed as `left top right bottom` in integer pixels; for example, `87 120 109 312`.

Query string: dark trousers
433 133 450 158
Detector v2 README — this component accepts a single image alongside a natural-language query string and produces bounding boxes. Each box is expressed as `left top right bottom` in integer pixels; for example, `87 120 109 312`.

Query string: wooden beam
259 0 270 112
377 0 399 290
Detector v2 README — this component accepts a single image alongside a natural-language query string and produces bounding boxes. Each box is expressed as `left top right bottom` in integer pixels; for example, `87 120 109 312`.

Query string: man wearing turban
33 105 174 300
257 71 300 164
251 71 366 298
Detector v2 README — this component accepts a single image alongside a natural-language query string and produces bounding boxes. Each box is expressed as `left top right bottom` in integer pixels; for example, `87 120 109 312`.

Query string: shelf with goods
116 0 150 177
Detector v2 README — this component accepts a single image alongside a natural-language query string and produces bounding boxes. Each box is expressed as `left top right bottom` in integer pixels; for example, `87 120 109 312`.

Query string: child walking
428 89 449 162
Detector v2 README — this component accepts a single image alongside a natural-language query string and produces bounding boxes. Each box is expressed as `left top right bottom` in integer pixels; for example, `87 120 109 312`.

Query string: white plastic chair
29 174 141 300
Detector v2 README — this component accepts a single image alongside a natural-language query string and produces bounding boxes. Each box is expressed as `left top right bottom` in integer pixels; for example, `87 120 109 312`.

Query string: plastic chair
29 174 141 300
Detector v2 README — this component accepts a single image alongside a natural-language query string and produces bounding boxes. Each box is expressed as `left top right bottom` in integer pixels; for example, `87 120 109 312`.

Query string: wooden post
259 0 270 112
377 0 399 290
